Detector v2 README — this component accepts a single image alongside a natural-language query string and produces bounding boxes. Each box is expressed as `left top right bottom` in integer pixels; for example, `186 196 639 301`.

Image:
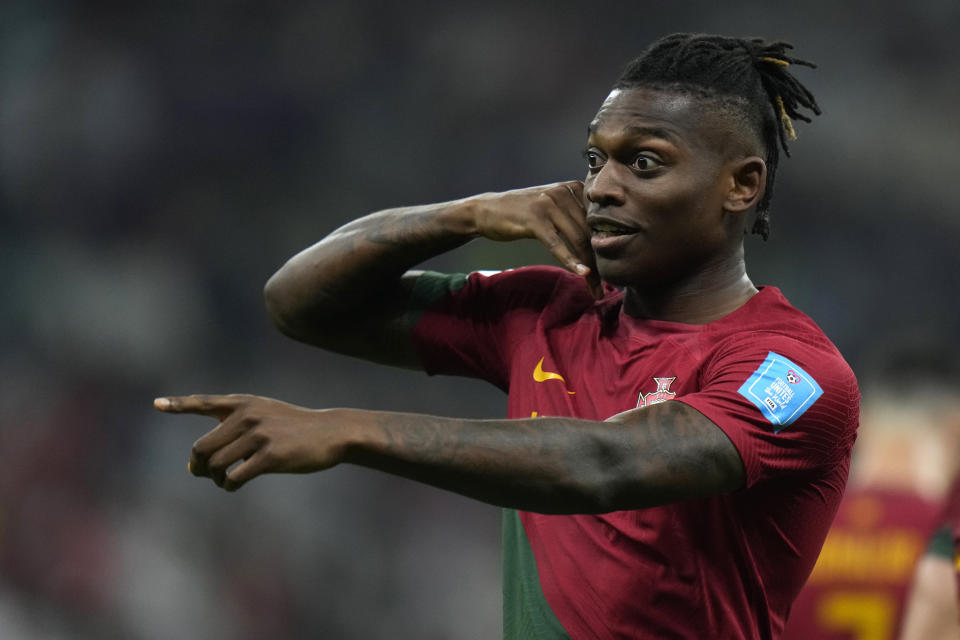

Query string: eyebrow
586 124 680 144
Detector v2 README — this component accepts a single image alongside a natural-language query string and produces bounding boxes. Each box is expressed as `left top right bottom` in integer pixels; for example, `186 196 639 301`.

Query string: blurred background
2 1 959 638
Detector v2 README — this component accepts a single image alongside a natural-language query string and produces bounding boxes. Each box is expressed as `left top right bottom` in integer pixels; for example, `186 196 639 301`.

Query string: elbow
263 270 306 339
556 444 639 514
581 470 637 514
565 429 691 513
549 475 628 515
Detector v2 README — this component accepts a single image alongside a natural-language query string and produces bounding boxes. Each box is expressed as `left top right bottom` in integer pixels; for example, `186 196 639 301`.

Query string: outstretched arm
263 181 601 369
154 394 745 513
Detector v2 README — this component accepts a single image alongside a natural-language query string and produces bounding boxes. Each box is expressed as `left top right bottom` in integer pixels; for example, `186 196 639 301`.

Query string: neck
621 247 758 324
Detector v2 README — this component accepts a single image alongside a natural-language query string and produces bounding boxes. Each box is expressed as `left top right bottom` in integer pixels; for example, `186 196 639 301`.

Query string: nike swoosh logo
533 357 566 383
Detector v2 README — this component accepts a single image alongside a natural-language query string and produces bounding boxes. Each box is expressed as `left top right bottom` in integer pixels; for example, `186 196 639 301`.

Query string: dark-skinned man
156 33 859 639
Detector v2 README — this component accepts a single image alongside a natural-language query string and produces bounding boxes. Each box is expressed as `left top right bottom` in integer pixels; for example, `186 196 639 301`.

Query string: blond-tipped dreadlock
613 34 821 240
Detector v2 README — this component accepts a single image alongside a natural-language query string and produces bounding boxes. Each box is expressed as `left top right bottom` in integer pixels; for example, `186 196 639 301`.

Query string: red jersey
780 488 940 640
411 267 860 639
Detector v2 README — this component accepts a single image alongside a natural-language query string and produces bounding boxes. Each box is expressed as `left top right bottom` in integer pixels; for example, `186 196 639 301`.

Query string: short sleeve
410 267 570 391
678 332 860 488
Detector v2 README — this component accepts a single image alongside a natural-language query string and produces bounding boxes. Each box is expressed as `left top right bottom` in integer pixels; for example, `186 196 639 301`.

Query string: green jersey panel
501 509 570 640
927 525 955 560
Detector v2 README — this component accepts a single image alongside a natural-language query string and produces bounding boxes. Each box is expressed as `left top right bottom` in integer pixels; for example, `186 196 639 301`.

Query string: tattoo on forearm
352 402 743 514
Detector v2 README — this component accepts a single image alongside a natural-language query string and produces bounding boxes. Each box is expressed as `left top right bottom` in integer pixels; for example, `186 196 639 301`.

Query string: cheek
639 183 731 267
639 174 721 230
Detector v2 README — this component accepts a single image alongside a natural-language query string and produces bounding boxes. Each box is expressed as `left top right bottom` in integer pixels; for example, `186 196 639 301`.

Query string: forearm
264 200 478 335
343 401 744 514
157 393 744 500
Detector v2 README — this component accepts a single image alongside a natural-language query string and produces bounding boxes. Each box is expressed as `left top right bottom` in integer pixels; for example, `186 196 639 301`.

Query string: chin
596 257 680 292
595 260 639 289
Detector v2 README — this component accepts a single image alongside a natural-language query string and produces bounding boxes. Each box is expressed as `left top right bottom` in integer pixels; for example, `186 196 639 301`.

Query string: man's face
583 87 743 290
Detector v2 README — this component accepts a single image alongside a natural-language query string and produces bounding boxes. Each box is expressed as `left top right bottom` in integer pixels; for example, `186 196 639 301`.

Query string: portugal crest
637 377 677 408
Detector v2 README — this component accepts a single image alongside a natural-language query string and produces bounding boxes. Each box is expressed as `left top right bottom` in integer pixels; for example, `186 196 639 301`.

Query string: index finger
154 394 241 419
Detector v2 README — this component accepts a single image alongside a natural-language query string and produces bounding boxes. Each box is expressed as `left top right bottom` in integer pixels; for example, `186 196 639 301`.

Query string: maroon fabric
412 266 860 639
781 487 940 640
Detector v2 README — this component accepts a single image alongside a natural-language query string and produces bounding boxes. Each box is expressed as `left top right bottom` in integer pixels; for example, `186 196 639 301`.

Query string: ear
723 156 766 213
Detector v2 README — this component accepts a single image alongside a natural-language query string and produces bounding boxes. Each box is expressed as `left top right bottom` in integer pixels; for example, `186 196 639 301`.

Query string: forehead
588 87 718 150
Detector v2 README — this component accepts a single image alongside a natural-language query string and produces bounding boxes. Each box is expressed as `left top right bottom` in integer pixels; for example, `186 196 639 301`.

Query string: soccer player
899 473 960 640
155 34 859 638
781 390 956 640
898 378 960 640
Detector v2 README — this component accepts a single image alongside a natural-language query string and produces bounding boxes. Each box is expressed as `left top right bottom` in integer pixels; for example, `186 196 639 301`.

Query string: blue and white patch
737 352 823 432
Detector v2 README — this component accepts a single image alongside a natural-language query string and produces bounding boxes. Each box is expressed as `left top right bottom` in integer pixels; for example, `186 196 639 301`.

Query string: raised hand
466 181 603 298
154 394 349 491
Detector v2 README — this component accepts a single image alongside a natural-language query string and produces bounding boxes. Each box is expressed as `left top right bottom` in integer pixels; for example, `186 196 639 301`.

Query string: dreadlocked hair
614 34 821 240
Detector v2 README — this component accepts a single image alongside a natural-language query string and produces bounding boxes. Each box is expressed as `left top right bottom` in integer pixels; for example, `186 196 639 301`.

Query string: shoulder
697 289 859 430
417 265 606 314
476 265 587 294
416 265 569 292
710 287 855 379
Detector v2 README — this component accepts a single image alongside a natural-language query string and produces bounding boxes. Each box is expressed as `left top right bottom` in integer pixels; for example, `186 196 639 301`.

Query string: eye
630 153 662 172
583 149 606 172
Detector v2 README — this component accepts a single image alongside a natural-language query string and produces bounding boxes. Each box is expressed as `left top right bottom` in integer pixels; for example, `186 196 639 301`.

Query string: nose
585 162 627 208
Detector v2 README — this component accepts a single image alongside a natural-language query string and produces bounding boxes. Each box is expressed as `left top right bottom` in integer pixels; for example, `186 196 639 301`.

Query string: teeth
591 222 631 235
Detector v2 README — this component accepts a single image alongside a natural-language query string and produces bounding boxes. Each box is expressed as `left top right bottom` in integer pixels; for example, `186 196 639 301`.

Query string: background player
781 354 960 640
895 355 960 640
898 472 960 640
156 34 859 638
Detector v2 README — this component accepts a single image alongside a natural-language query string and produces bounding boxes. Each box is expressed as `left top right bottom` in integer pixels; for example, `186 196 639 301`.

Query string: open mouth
588 219 638 239
587 216 641 255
